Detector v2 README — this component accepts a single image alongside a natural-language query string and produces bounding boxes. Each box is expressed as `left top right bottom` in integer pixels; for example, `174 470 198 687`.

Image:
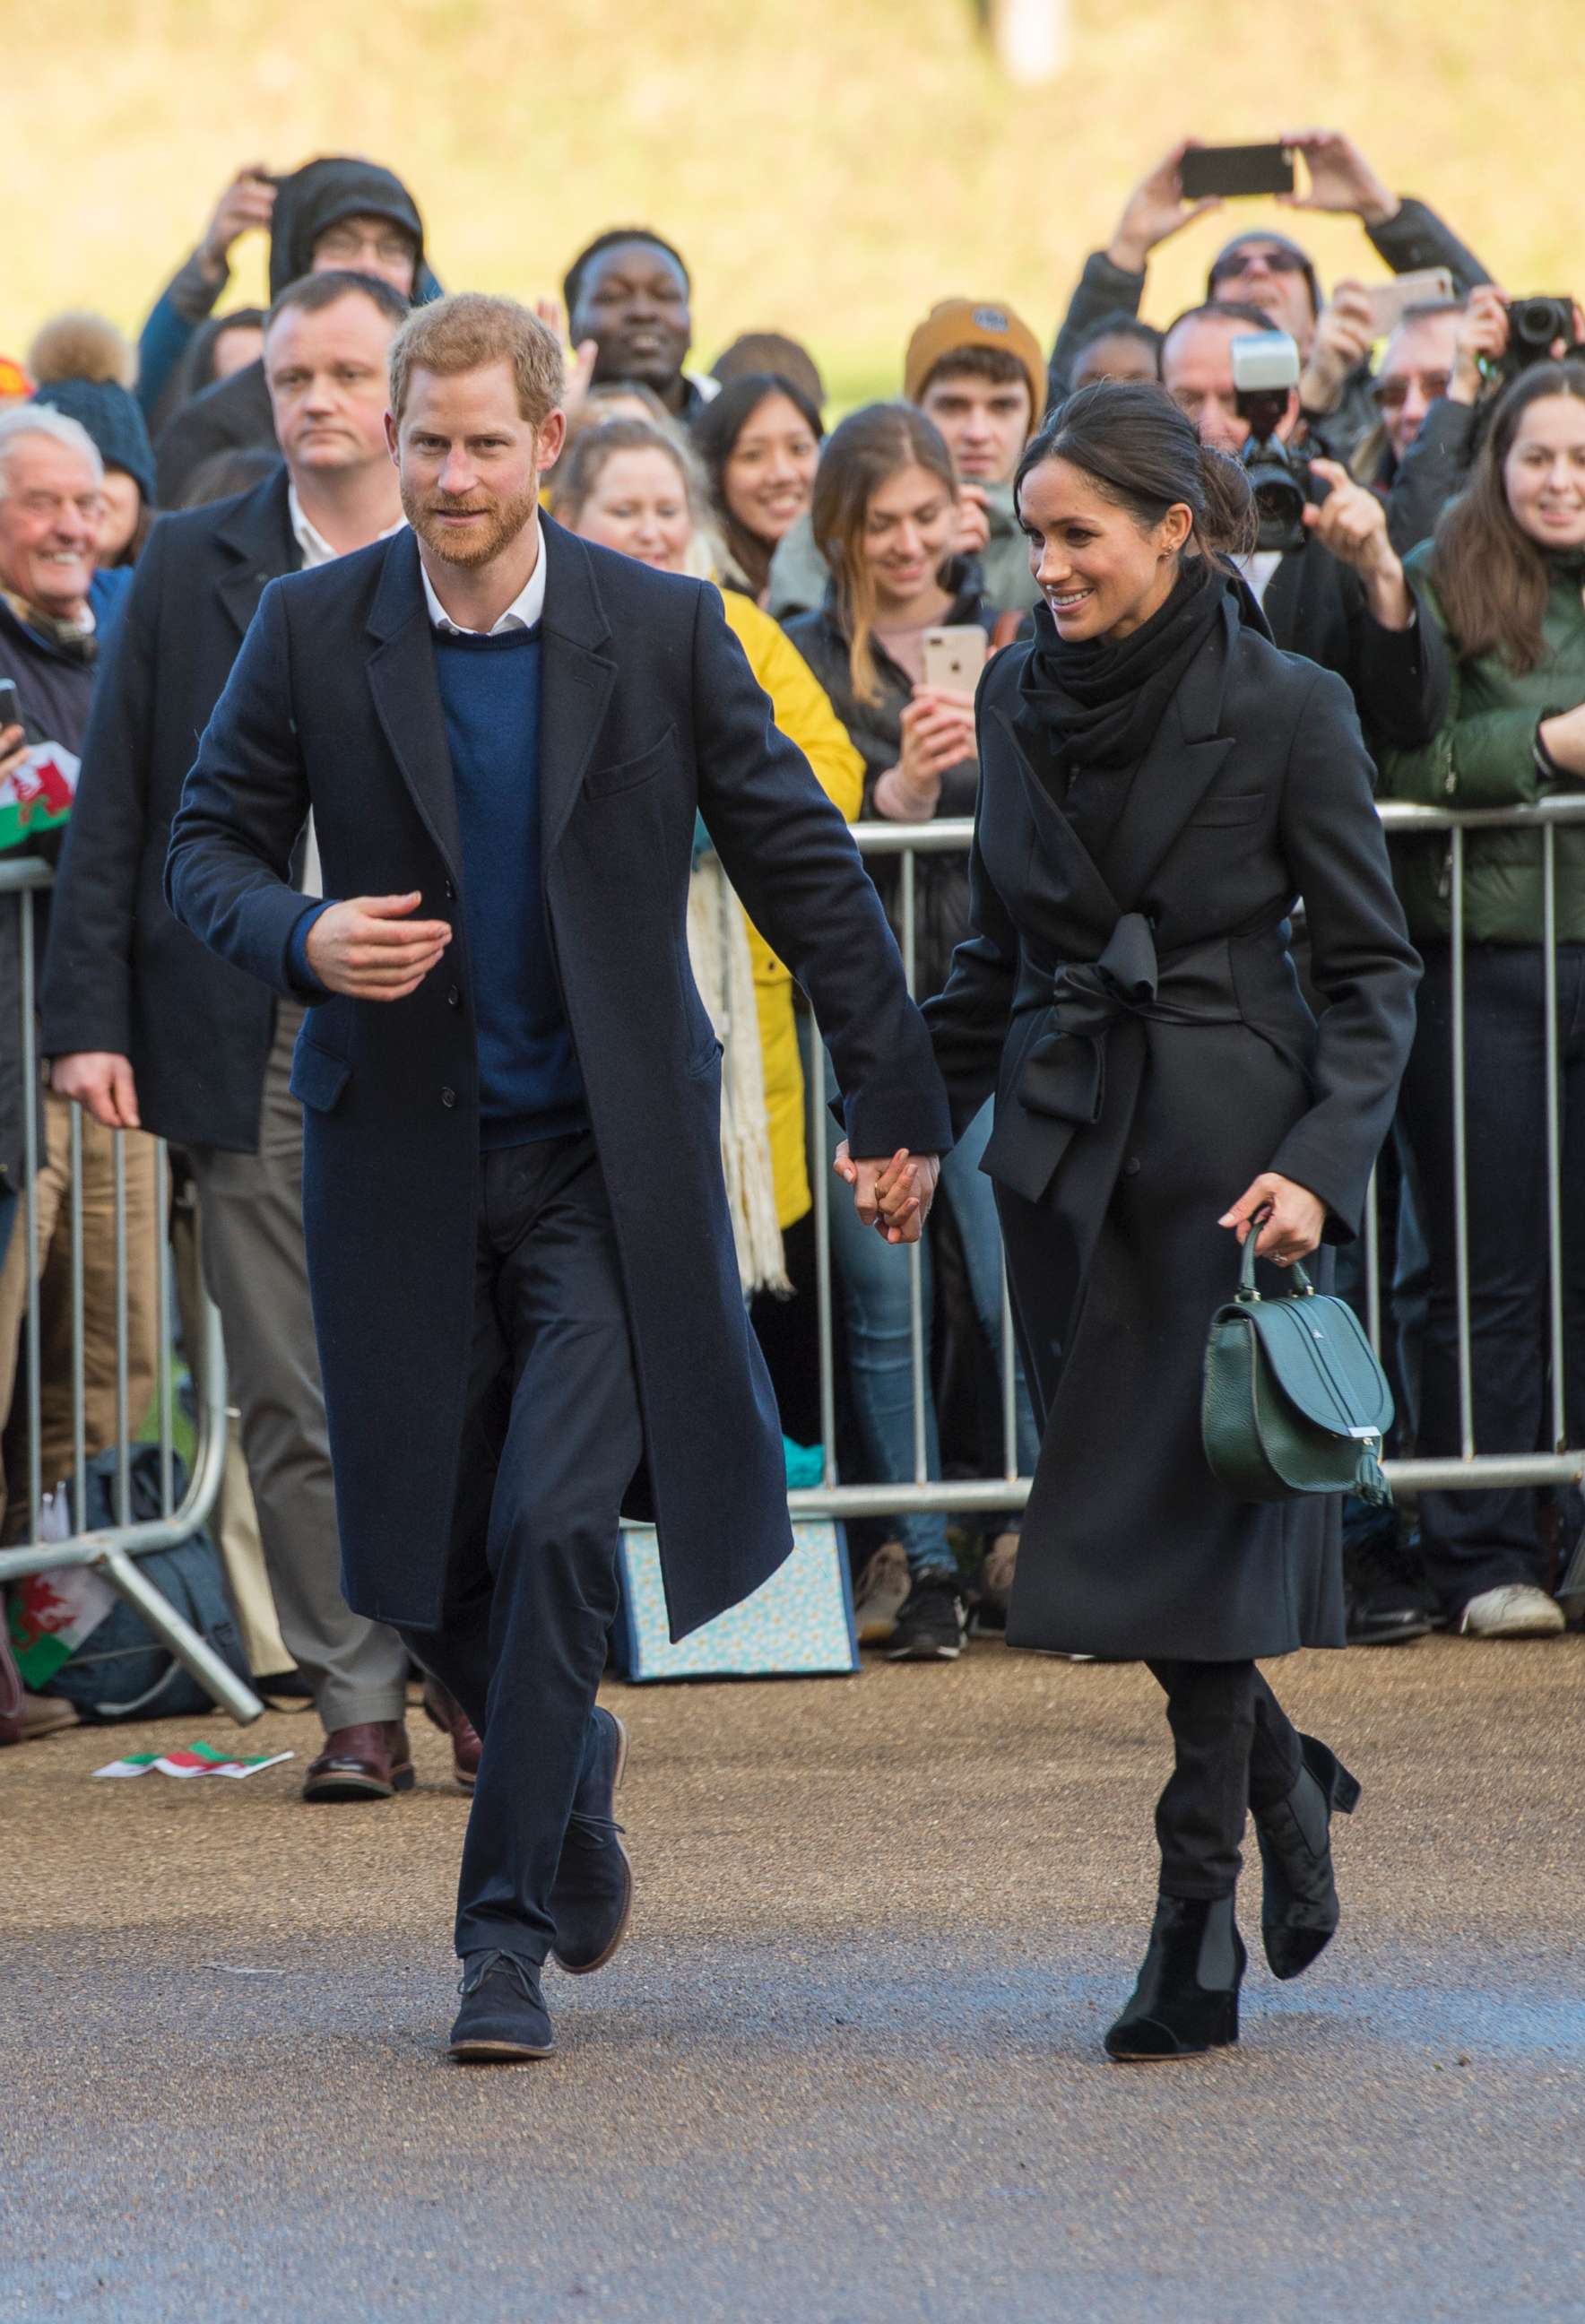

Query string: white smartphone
1364 268 1457 338
922 625 986 693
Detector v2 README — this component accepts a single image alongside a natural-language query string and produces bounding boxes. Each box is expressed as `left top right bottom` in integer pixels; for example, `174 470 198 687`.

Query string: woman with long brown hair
1379 360 1585 1640
898 379 1421 2055
786 403 1042 1659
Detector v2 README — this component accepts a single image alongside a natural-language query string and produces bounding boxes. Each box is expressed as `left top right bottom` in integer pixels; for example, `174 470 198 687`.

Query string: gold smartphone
922 626 986 693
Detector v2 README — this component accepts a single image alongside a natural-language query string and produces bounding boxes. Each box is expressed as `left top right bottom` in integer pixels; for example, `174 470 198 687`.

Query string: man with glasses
1047 129 1490 460
152 155 436 505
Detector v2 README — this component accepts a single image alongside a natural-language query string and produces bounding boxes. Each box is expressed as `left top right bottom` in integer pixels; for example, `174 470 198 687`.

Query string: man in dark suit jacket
1160 304 1441 748
44 271 429 1799
167 294 949 2063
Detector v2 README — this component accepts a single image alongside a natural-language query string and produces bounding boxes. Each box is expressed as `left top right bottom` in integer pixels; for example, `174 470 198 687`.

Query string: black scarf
1018 558 1226 776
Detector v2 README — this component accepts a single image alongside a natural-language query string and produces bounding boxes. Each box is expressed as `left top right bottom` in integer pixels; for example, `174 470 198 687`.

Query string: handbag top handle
1237 1206 1315 1304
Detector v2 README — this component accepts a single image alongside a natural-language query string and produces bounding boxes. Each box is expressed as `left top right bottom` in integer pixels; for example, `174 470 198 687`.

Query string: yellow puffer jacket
718 589 864 1228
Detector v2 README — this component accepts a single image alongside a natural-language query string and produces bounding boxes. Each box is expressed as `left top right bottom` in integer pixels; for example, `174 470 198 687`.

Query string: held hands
1303 461 1412 628
51 1052 141 1132
305 893 452 1001
833 1143 940 1245
1219 1173 1327 1266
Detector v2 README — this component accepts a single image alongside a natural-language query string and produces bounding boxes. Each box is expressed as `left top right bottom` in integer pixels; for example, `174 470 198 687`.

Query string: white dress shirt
420 533 548 635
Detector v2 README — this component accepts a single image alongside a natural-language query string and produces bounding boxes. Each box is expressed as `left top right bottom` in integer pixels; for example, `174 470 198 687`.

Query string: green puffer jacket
1376 542 1585 943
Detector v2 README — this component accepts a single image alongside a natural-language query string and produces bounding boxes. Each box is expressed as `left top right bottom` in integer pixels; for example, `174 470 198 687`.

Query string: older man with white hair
0 403 159 1552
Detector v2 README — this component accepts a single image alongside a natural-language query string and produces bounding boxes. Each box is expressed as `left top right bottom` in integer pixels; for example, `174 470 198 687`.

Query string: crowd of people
2 127 1582 1774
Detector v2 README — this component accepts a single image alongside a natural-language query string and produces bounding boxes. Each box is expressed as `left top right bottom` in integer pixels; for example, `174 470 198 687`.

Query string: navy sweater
433 624 585 1148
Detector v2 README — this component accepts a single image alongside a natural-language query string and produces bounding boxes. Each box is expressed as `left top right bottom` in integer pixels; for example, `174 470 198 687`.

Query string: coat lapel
1093 596 1236 909
365 532 463 880
213 465 297 643
536 517 617 860
988 700 1122 933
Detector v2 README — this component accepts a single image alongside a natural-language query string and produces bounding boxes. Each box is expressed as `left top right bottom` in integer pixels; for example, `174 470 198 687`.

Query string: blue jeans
819 1051 1041 1580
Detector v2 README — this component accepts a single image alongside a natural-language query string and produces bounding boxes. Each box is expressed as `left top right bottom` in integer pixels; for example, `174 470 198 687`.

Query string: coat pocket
586 724 678 800
289 1037 351 1114
1191 792 1266 828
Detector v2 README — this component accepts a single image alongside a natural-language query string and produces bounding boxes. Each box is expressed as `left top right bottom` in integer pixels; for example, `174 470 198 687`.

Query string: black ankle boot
1253 1732 1361 1981
1104 1894 1245 2060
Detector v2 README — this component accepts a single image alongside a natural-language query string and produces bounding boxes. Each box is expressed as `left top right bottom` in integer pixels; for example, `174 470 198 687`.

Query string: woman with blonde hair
551 421 862 1431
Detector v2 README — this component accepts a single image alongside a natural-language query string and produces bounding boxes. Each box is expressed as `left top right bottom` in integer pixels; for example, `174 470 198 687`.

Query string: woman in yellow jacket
550 418 862 1428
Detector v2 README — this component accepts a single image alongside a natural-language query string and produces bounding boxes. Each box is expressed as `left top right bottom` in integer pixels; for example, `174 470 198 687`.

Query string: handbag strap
1236 1205 1314 1304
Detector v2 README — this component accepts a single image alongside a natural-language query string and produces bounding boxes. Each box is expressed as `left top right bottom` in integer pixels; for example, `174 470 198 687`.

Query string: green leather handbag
1201 1218 1394 1508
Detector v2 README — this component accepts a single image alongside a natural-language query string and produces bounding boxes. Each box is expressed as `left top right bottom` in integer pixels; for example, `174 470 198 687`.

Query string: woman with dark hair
904 378 1422 2054
1379 361 1585 1640
787 403 1042 1657
692 372 822 603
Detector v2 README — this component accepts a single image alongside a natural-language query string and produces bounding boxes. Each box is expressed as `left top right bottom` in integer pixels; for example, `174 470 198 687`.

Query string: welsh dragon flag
0 740 78 853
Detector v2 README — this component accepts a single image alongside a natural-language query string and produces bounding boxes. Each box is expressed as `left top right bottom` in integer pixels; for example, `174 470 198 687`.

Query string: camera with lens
1503 297 1584 377
1232 333 1311 555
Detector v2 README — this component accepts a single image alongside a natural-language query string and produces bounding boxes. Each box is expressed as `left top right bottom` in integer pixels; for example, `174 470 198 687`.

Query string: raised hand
1105 141 1224 275
1300 280 1375 415
534 296 599 424
196 164 277 284
1278 130 1398 228
1303 460 1411 627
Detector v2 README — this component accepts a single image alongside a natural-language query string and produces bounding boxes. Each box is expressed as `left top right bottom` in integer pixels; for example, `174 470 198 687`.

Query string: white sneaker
852 1539 911 1644
1458 1583 1567 1639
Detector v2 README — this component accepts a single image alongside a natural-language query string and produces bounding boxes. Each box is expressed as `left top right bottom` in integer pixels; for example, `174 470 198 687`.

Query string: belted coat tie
923 593 1421 1661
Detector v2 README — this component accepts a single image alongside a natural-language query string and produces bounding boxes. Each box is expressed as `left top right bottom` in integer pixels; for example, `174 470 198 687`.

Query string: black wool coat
922 594 1420 1661
167 519 951 1640
40 469 297 1149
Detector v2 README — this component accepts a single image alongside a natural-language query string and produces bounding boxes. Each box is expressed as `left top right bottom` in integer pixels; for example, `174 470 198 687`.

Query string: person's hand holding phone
1299 280 1375 414
1105 140 1224 276
879 688 977 820
1278 130 1399 228
0 723 25 790
1450 286 1511 403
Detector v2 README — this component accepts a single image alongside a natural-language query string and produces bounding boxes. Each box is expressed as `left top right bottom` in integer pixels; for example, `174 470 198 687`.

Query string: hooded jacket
150 156 437 507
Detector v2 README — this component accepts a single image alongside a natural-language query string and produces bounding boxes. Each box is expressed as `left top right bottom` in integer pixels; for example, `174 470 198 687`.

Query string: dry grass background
5 0 1581 405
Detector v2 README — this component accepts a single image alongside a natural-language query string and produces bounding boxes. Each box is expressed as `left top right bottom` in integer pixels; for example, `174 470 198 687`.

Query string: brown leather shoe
421 1680 481 1792
302 1721 414 1801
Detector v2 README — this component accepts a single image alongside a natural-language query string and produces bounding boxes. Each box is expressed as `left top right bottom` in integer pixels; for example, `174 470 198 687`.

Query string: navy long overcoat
168 519 950 1639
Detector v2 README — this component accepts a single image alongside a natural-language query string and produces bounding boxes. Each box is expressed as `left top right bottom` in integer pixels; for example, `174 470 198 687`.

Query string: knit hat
903 299 1047 427
31 379 157 507
1206 230 1321 320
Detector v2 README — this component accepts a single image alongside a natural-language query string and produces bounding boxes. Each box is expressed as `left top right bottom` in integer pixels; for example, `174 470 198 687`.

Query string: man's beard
402 473 542 569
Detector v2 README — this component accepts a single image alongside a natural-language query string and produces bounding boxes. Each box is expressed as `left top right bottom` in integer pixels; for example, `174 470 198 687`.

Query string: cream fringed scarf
686 853 791 1297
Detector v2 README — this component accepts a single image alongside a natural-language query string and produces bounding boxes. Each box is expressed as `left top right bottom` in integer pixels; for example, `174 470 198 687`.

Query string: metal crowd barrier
0 857 261 1724
790 798 1585 1525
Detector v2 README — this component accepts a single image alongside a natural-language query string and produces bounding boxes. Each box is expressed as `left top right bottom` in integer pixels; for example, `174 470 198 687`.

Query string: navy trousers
400 1132 643 1964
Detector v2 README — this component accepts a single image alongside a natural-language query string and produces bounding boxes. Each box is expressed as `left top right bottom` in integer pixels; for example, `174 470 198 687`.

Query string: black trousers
399 1133 643 1964
1398 944 1585 1613
1144 1661 1304 1898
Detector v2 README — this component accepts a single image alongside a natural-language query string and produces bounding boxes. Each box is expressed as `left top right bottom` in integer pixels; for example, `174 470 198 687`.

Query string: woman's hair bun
1196 442 1257 561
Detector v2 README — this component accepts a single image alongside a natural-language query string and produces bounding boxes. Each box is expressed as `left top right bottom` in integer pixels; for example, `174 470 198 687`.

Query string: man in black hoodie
152 156 434 506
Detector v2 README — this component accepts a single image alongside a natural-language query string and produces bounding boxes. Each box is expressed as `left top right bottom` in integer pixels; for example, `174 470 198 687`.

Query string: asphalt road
3 1634 1583 2323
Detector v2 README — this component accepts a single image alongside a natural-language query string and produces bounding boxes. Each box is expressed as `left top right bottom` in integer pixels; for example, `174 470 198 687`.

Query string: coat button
443 878 456 898
1123 1156 1142 1177
446 984 462 1010
440 1086 457 1108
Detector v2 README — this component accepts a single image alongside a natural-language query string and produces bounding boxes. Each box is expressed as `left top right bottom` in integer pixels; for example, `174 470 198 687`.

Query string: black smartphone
0 677 21 737
1181 143 1295 201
